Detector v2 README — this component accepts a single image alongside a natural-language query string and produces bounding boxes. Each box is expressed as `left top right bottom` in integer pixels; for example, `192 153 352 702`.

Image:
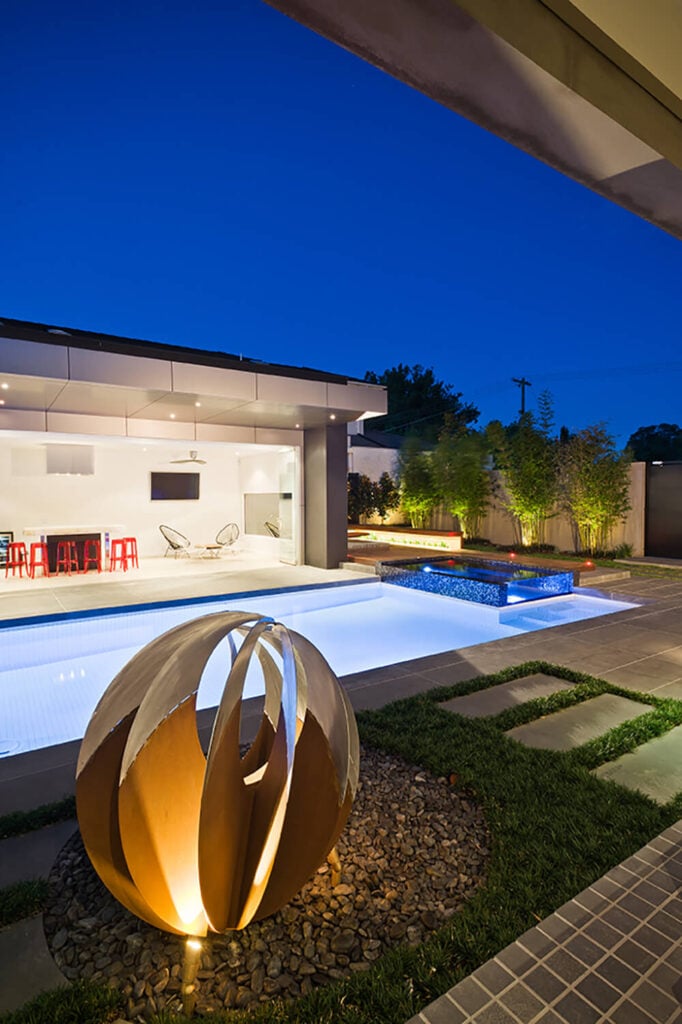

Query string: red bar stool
122 536 139 569
109 538 128 572
56 540 79 575
28 542 50 579
80 538 102 574
4 542 28 578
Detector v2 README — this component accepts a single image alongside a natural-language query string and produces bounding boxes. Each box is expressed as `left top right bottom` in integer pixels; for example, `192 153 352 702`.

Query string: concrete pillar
304 425 347 568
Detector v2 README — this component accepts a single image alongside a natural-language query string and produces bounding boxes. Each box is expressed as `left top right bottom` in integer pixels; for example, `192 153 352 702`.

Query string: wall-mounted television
151 472 200 501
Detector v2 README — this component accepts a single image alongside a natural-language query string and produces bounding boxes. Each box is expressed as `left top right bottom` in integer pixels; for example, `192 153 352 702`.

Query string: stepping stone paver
0 917 67 1014
593 724 682 803
440 672 574 718
505 694 652 751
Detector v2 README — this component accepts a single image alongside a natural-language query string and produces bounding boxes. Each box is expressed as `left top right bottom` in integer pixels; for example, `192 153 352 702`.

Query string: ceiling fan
170 450 207 465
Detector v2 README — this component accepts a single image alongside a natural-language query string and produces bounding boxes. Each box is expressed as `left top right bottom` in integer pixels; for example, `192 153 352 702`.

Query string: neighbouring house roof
348 428 406 449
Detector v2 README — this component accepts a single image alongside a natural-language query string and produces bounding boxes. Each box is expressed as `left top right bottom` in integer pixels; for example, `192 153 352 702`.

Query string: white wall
347 446 398 482
0 440 244 557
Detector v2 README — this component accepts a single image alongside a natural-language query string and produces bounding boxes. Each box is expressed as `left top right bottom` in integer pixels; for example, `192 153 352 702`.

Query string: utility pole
512 377 532 416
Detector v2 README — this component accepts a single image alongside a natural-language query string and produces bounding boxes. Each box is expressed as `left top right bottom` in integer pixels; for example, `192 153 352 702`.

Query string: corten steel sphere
76 612 360 936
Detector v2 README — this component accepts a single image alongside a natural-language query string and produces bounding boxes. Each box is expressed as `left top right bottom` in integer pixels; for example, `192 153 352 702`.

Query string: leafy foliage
374 472 401 523
397 438 439 528
347 472 400 524
486 392 559 545
432 426 490 539
364 364 479 443
626 422 682 462
560 424 632 554
347 473 376 523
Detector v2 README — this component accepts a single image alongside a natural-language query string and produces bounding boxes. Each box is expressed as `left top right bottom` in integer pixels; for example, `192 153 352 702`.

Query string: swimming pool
0 581 635 757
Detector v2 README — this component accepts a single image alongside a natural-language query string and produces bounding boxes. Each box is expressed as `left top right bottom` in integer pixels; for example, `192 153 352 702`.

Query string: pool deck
1 556 682 1019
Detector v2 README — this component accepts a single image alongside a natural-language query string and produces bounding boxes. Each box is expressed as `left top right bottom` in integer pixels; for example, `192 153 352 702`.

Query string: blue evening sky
3 1 681 443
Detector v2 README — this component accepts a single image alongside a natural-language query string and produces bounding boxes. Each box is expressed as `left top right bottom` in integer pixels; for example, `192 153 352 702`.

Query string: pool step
578 568 631 586
338 561 378 575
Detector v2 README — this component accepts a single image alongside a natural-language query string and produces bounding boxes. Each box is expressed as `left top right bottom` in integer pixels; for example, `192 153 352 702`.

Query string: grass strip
0 980 123 1024
0 797 76 841
2 663 679 1023
0 879 49 928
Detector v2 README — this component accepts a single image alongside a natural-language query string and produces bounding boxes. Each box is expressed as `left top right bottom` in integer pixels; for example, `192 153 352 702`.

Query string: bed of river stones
44 748 490 1019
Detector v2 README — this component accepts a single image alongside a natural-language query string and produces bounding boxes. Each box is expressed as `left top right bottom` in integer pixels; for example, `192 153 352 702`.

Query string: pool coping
0 575 379 630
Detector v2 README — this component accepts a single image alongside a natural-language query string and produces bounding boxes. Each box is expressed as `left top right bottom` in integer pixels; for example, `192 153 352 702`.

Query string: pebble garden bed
44 748 490 1019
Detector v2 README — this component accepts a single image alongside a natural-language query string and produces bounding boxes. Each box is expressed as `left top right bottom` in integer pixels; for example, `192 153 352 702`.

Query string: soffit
201 401 342 430
0 374 68 411
265 0 682 239
0 343 387 429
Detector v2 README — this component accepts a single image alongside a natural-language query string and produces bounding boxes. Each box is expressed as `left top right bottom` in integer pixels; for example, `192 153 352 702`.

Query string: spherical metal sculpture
76 612 360 937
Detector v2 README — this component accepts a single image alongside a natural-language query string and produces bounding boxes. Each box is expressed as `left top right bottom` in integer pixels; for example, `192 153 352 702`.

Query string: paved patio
1 560 681 1018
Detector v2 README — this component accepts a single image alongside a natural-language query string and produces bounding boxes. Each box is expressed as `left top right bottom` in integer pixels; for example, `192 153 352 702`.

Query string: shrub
347 473 376 523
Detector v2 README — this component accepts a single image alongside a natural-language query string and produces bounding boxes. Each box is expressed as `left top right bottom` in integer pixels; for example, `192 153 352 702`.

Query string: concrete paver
0 916 68 1014
594 725 682 804
440 673 574 718
0 820 77 888
505 694 653 751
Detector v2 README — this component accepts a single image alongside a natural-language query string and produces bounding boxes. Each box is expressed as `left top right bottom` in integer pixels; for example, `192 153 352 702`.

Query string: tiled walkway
409 822 682 1024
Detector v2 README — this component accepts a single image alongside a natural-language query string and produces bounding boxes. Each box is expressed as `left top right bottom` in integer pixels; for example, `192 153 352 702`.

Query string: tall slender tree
486 391 559 546
397 436 439 528
560 425 632 553
432 423 490 539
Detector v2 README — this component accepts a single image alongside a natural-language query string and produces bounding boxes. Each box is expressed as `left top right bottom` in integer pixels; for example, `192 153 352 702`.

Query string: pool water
0 581 635 757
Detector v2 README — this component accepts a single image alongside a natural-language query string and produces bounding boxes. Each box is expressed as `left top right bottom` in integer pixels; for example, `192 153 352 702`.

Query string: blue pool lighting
380 555 574 607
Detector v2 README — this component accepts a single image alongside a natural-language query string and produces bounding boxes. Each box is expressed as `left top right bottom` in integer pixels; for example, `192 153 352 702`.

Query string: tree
486 391 559 546
432 425 491 539
560 424 632 554
347 473 376 523
626 423 682 462
374 472 400 523
364 364 479 443
397 437 439 528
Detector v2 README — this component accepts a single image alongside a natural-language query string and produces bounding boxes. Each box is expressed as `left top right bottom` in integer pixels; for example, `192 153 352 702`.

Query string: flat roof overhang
266 0 682 240
0 320 387 441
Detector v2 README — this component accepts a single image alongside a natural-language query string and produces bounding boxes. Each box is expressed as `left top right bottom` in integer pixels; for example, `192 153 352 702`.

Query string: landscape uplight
182 936 203 1016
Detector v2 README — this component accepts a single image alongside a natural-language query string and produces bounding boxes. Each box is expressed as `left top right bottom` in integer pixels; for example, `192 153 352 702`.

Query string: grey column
304 424 347 569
